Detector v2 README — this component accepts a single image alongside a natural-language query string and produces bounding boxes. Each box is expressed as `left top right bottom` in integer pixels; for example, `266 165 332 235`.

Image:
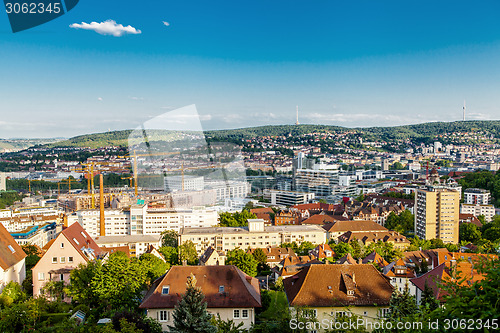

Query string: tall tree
226 249 258 277
161 230 179 248
169 273 217 333
140 253 169 285
179 241 198 265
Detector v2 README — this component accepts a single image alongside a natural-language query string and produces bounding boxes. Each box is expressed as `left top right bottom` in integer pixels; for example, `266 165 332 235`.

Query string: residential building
205 180 251 203
383 258 417 294
0 223 26 291
309 244 335 260
322 220 388 242
338 230 410 250
32 223 105 299
0 213 63 233
139 265 261 331
464 188 491 205
247 247 295 267
68 205 218 237
164 175 204 192
179 219 326 254
414 186 460 244
283 265 393 330
94 234 162 257
460 203 495 222
199 246 225 266
269 190 315 206
294 168 339 197
274 210 301 225
10 222 58 248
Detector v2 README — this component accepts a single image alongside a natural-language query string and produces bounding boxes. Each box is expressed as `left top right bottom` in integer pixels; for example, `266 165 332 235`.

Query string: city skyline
1 1 500 138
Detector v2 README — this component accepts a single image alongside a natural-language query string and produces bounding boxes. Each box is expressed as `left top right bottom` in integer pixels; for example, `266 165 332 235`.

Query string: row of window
157 309 249 322
52 256 74 264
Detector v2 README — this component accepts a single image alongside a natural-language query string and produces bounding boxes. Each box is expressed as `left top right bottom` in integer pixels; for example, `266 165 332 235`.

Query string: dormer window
7 245 15 253
73 238 79 245
219 285 225 293
80 231 86 238
60 243 64 248
162 286 170 295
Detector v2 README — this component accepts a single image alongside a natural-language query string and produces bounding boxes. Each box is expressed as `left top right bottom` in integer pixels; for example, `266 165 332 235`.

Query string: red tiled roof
323 220 387 233
284 264 393 307
301 214 336 225
139 265 261 309
61 223 105 261
0 223 26 271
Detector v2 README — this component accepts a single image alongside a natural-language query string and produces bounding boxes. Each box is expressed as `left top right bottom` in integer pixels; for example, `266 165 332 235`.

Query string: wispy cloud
129 96 144 101
97 97 103 101
163 21 170 27
70 20 141 37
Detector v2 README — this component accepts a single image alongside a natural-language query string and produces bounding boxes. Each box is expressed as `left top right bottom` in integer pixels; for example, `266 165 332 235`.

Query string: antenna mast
463 100 466 121
296 105 299 125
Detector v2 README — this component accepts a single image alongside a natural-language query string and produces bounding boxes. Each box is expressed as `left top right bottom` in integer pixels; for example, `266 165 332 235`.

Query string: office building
464 188 491 205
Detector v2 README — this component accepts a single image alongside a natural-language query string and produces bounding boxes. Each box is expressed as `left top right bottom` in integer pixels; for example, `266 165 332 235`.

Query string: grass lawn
258 290 289 321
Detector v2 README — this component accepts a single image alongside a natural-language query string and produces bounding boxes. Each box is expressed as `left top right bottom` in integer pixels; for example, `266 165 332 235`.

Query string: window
52 257 57 263
380 308 390 318
242 309 249 319
233 309 240 319
162 286 170 295
159 310 169 322
38 272 45 281
60 274 64 281
219 285 224 293
7 245 15 253
68 257 74 263
73 238 79 245
347 290 354 296
60 257 66 263
60 242 64 248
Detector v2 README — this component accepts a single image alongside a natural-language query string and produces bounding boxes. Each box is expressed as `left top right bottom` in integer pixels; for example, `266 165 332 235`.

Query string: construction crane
164 163 225 191
58 177 79 195
118 150 181 196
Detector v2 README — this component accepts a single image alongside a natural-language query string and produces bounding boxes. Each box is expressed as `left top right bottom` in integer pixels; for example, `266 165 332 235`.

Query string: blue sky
1 0 500 138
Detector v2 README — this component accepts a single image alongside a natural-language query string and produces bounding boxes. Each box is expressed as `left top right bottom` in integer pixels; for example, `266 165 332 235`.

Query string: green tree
140 253 169 285
364 241 403 263
252 248 268 265
226 249 258 277
331 242 353 260
296 241 315 256
459 223 482 243
0 282 26 307
218 210 257 227
349 238 363 259
211 314 246 333
179 241 198 265
169 273 217 333
159 246 179 266
161 230 179 248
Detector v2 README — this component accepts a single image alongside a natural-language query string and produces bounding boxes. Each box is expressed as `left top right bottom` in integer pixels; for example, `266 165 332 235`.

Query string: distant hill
0 138 64 152
35 120 500 149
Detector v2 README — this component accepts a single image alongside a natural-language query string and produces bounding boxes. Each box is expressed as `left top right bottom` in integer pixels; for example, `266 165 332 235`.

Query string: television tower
295 105 300 125
463 100 466 121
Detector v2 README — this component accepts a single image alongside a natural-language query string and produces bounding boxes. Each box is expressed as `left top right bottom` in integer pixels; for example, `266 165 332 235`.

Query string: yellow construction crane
118 150 181 196
58 177 79 195
164 163 225 191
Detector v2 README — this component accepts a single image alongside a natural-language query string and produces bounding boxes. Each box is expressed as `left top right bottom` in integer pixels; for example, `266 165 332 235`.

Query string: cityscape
1 1 500 332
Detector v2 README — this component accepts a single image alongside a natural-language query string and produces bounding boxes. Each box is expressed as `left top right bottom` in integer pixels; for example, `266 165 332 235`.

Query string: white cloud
163 21 170 27
97 97 103 101
70 20 141 37
129 96 144 101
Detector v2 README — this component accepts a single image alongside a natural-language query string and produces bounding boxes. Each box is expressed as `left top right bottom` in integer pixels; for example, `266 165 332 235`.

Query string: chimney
352 272 356 285
358 258 362 264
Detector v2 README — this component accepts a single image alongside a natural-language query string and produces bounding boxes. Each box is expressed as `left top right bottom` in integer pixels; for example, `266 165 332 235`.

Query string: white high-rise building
464 188 491 205
0 172 6 191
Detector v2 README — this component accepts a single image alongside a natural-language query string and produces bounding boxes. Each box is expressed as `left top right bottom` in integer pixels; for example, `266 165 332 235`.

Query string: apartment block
460 203 495 222
415 187 460 244
179 219 326 254
464 188 491 205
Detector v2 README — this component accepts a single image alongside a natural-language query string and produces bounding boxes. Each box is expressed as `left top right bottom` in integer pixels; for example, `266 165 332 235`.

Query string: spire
296 105 300 125
463 100 466 121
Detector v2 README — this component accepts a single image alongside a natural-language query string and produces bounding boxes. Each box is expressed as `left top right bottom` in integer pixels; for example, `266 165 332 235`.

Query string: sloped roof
362 251 389 267
139 265 261 309
337 253 357 265
302 214 335 225
60 223 105 261
284 264 393 307
0 223 26 271
410 263 448 299
323 220 387 233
